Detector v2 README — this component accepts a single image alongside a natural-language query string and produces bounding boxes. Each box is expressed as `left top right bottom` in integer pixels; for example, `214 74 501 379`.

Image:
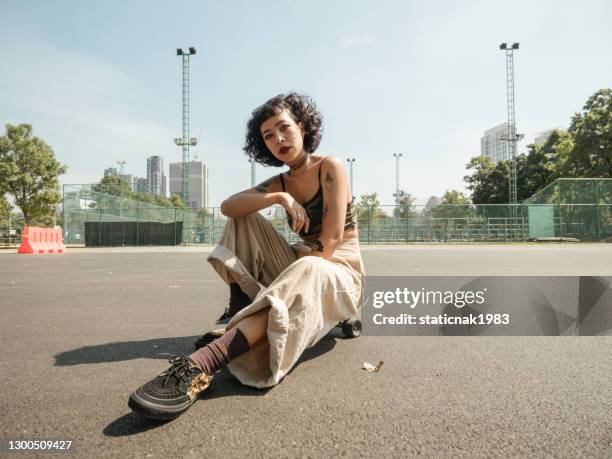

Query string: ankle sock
189 327 250 375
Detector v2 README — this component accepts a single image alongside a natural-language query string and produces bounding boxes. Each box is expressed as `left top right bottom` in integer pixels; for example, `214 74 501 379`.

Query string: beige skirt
206 212 366 388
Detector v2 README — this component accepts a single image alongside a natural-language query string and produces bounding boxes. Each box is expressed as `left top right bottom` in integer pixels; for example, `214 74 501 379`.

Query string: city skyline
1 1 611 207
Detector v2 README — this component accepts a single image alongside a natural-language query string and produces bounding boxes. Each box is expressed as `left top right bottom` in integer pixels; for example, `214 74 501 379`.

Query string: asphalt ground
0 244 611 458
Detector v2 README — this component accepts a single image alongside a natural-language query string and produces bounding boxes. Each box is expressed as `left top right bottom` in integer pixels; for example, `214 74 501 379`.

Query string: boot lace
160 355 195 387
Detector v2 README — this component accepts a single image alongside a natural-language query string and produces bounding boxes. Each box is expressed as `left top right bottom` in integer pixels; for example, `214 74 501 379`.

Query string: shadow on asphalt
54 335 209 366
100 331 343 436
55 326 349 367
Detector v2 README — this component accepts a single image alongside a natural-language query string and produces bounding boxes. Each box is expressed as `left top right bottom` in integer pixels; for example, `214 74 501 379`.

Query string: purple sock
189 327 250 375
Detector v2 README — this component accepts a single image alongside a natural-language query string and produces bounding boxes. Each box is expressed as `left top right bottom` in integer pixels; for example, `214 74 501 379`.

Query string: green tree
464 156 509 204
423 195 441 214
432 189 475 219
93 175 132 197
392 190 416 218
169 194 184 208
0 194 11 225
441 190 471 205
565 88 612 178
0 124 67 225
356 192 384 222
521 129 574 197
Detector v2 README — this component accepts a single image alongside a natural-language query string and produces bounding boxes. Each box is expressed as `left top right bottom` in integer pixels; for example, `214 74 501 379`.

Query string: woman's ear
299 122 305 138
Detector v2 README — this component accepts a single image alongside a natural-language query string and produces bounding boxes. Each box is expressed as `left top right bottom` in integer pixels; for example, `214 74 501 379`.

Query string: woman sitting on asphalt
128 92 365 420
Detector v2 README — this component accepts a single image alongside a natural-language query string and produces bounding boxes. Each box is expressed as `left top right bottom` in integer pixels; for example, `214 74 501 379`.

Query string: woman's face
260 109 305 163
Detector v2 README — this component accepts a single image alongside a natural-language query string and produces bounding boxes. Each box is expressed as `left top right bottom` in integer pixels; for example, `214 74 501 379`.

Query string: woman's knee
289 255 328 274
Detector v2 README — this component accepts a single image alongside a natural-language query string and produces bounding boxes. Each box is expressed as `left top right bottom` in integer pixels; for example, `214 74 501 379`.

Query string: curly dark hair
243 92 323 167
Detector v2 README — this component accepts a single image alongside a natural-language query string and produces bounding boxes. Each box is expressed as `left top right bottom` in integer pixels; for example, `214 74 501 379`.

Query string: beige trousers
206 212 366 388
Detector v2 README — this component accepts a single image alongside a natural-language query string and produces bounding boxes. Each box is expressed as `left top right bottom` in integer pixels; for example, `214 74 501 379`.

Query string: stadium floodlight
188 47 196 55
176 48 184 56
392 153 403 196
346 158 356 196
189 138 198 146
174 137 182 145
499 41 521 213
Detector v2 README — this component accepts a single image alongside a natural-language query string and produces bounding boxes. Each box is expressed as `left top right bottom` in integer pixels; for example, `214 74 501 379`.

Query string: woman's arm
220 175 284 218
307 156 349 259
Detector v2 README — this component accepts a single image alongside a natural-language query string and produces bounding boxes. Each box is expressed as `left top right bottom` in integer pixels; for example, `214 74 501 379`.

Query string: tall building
133 177 149 194
481 122 511 164
104 167 118 177
169 160 209 211
161 172 167 198
117 174 133 190
534 127 565 147
146 156 165 196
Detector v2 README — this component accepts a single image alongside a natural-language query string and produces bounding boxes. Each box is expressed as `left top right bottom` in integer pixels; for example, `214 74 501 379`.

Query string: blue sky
1 0 611 206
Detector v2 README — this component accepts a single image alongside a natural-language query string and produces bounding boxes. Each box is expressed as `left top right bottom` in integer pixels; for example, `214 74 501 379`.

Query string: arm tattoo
323 202 329 219
324 171 334 193
312 239 325 252
254 177 275 193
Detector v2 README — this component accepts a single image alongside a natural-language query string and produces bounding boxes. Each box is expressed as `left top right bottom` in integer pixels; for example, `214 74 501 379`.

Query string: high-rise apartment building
147 156 165 196
169 160 209 211
481 122 512 164
133 177 149 194
118 174 133 190
104 167 118 177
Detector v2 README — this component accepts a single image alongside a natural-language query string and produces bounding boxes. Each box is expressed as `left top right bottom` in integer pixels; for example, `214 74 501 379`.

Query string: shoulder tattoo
324 171 334 193
254 176 275 193
323 202 329 219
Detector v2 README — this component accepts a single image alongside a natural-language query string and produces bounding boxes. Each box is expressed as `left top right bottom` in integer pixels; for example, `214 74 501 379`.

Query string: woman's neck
286 152 311 176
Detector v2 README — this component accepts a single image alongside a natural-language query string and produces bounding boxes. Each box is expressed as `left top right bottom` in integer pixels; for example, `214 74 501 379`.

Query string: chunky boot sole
128 391 195 421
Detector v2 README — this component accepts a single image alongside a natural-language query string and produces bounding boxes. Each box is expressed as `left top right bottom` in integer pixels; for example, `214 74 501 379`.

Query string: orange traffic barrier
18 227 66 254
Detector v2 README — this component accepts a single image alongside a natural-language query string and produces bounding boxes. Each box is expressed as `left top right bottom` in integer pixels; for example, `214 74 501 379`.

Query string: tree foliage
0 124 67 225
463 89 612 204
356 192 386 221
92 175 184 209
429 190 475 219
0 195 12 225
565 88 611 177
392 190 416 218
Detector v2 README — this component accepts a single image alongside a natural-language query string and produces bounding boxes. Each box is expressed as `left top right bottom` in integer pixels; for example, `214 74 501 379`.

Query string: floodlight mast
175 47 197 211
392 153 403 196
249 158 256 186
346 158 356 198
499 42 520 214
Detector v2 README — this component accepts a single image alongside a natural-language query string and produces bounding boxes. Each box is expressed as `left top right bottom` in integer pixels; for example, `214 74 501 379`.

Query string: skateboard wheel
342 319 361 338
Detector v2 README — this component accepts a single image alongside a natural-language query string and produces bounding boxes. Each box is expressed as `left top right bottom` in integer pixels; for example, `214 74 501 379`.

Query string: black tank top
279 160 357 241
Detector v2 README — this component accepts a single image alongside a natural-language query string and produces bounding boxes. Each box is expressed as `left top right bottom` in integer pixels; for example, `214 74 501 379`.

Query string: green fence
60 180 612 246
356 203 611 243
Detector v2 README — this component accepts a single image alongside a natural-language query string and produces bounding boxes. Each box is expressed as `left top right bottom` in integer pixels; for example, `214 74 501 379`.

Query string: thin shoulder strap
317 159 324 186
279 173 286 191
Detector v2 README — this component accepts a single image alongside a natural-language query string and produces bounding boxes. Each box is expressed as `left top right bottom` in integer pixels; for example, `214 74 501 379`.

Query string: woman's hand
280 193 310 234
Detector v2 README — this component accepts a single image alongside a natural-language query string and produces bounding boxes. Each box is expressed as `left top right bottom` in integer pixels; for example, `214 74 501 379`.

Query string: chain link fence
4 179 610 248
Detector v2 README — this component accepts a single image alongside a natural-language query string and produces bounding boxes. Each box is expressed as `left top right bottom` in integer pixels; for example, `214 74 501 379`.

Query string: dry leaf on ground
362 361 384 372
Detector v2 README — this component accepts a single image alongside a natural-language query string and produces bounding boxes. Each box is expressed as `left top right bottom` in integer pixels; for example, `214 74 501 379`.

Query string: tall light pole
392 153 403 197
249 158 256 187
346 158 355 198
499 42 520 212
174 47 197 210
116 160 126 176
